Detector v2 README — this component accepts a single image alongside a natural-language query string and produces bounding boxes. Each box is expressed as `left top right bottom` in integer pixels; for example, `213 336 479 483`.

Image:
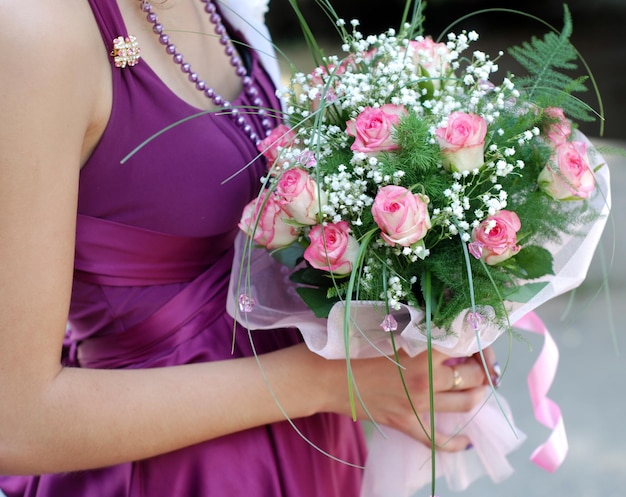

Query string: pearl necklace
139 0 274 145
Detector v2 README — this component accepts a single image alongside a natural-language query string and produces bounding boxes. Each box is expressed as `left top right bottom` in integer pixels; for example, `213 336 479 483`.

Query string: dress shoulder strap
87 0 130 48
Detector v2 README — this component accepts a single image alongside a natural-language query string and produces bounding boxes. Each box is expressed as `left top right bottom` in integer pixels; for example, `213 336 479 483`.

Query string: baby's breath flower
260 17 595 332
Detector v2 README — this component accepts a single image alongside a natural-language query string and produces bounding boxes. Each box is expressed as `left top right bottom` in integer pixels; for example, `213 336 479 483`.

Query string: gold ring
451 367 463 390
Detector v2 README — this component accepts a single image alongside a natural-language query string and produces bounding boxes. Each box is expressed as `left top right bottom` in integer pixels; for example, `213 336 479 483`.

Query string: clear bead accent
380 314 398 333
466 311 484 331
238 294 255 313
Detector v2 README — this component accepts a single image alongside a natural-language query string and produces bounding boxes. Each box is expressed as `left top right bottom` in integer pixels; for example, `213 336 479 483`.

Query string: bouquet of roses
229 2 610 495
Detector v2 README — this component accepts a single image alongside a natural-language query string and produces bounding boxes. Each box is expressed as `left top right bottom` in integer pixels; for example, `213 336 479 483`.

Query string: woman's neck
116 0 244 111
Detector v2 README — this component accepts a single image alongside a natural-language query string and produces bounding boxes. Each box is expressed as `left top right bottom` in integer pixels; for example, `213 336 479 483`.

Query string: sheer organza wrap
227 135 610 494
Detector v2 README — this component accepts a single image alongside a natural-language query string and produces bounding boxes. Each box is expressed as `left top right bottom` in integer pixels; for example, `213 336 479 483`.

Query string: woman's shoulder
0 0 103 79
0 0 110 162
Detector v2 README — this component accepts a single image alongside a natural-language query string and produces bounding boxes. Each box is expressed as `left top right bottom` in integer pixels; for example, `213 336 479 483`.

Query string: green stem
423 269 437 497
343 229 378 420
460 236 519 437
286 0 325 68
382 267 430 440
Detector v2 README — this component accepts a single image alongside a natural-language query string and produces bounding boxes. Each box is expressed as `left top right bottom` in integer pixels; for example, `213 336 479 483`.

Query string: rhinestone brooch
110 35 141 69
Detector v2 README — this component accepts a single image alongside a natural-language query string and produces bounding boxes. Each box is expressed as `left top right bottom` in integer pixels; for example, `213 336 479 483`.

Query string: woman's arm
0 0 491 476
0 1 330 474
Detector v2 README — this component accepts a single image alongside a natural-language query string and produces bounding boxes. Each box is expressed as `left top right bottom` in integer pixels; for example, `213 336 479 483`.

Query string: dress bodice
79 0 279 236
69 0 281 345
0 2 366 496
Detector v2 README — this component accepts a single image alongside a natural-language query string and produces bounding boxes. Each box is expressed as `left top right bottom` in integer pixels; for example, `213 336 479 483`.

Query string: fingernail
492 362 502 387
465 443 474 451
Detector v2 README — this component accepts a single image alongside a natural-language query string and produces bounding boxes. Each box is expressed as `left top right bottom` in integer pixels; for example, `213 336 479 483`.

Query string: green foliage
295 287 339 317
315 146 353 178
508 188 598 246
506 246 554 279
271 242 306 268
393 113 442 179
504 282 549 303
423 243 494 327
260 1 606 334
400 0 428 37
508 6 594 122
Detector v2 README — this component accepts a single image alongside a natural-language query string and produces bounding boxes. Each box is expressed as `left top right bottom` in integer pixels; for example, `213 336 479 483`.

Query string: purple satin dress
0 0 365 495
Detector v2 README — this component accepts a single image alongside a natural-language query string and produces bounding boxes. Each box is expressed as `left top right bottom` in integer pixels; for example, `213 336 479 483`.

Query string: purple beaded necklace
139 0 274 145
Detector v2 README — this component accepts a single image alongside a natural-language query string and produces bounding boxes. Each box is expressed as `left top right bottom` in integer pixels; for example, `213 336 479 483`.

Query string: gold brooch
110 35 141 68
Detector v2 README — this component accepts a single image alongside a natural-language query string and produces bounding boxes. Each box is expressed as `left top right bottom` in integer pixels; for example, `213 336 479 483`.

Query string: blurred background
267 1 625 496
267 0 625 140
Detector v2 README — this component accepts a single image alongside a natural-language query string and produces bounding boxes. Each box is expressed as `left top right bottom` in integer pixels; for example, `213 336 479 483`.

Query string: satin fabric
0 0 366 495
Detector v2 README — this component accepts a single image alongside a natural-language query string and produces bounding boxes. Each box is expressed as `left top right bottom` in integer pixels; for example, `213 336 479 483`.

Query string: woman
0 0 496 495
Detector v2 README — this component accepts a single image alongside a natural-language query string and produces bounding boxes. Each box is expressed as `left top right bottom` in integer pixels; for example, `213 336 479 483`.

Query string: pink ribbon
514 311 568 472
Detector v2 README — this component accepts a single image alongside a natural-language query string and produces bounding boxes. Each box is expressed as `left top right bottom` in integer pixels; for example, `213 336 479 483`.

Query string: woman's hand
321 347 499 451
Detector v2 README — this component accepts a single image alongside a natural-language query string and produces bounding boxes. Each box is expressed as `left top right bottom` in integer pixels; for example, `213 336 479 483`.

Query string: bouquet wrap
227 3 612 491
227 134 610 494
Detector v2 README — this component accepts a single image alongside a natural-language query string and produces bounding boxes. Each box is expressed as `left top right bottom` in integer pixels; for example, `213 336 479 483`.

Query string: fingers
413 429 472 452
399 387 487 451
429 354 488 393
404 415 473 452
359 347 502 454
434 433 473 452
431 386 487 412
348 347 499 452
447 360 487 392
469 347 502 387
434 347 502 391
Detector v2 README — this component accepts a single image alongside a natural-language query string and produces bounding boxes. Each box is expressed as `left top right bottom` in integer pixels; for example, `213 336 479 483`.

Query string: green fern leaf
508 5 594 122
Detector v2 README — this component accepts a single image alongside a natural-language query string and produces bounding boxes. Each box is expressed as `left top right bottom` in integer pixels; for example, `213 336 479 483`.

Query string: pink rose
346 104 408 154
543 107 571 145
469 210 522 265
275 168 326 225
538 140 595 200
408 37 451 89
436 112 488 172
257 124 296 169
239 193 299 250
371 185 431 247
304 222 359 275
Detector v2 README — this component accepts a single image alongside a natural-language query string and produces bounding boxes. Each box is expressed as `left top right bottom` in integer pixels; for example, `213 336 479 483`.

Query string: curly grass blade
389 329 431 441
381 266 431 441
286 0 325 68
245 328 365 469
343 229 378 420
598 245 619 354
460 236 520 437
435 6 604 134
